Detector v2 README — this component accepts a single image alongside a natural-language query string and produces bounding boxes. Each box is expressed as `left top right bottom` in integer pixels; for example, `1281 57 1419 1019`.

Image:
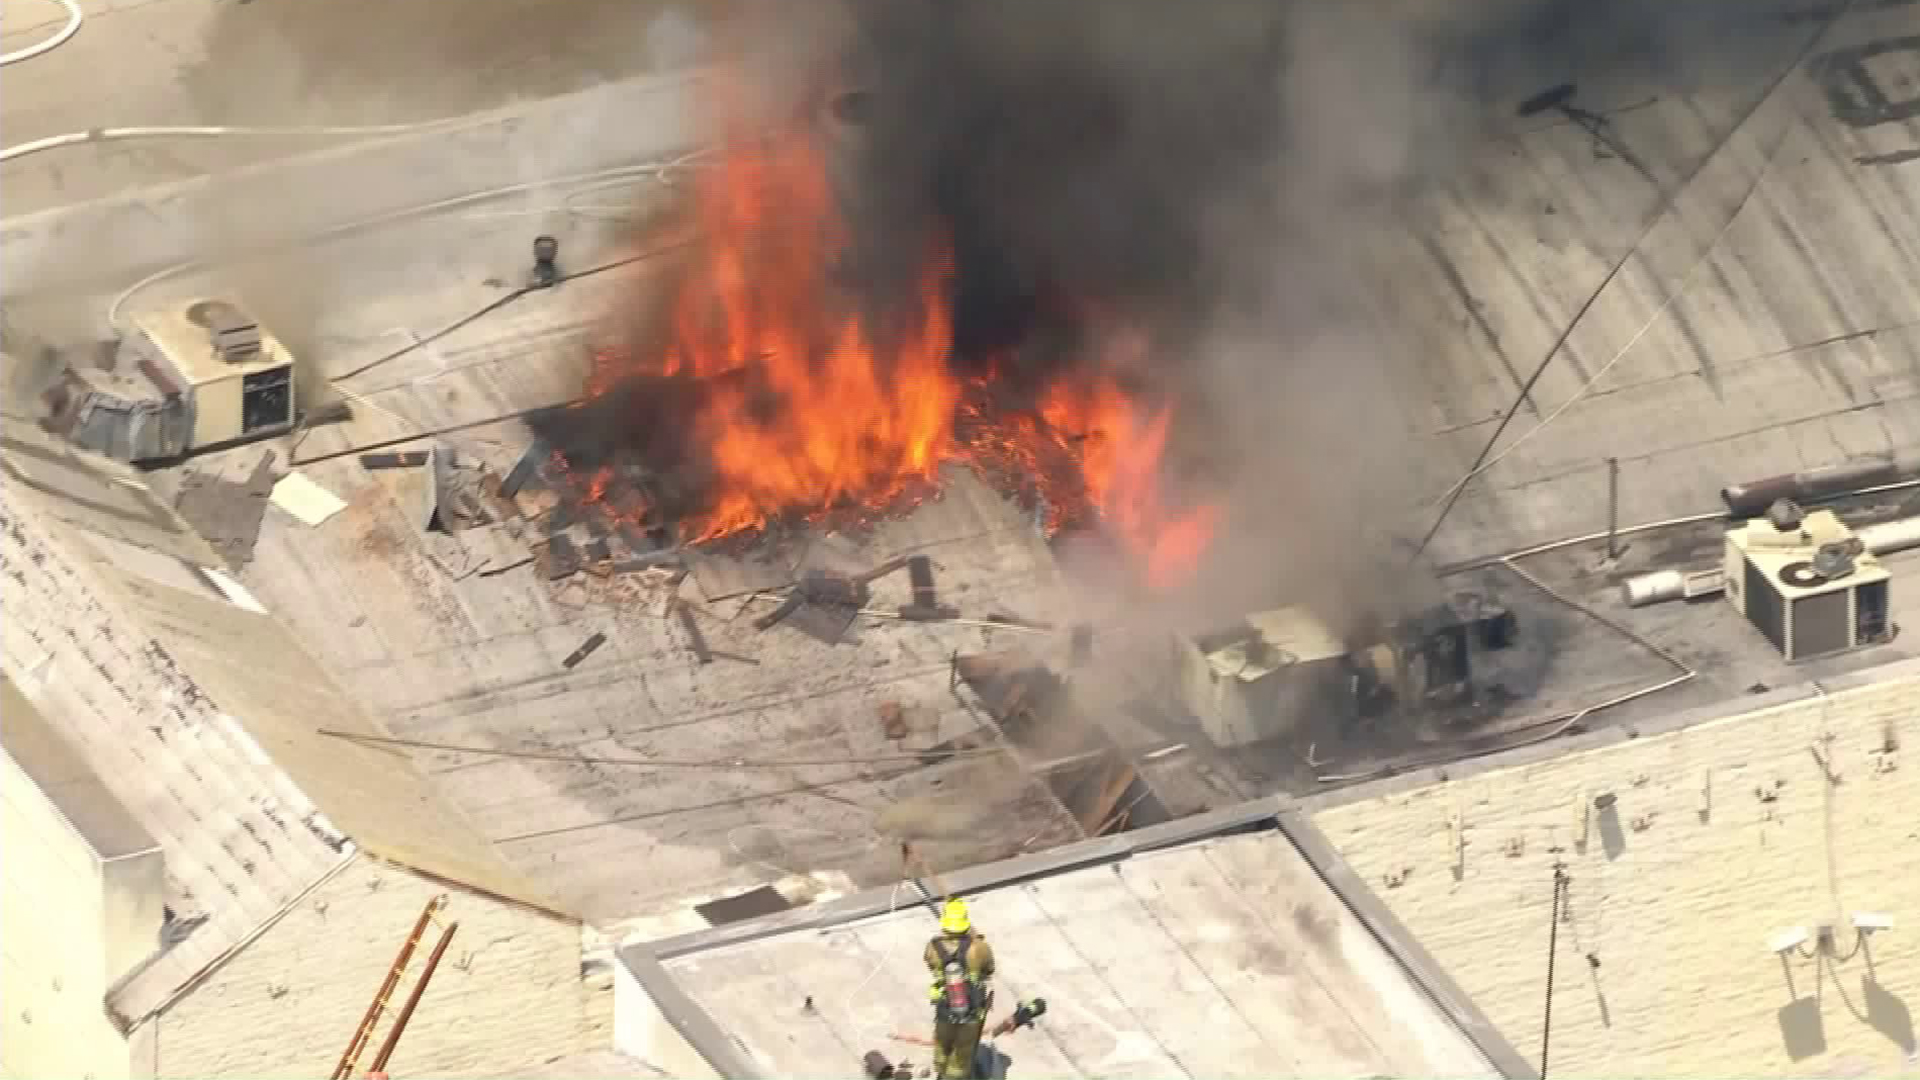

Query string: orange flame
650 97 960 542
1040 376 1223 589
590 86 1221 588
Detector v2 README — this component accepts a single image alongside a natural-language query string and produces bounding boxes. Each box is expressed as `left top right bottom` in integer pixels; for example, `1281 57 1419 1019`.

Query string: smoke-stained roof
1393 4 1920 564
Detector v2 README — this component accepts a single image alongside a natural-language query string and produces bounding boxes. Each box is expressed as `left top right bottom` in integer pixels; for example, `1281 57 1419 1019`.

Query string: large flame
655 105 960 541
592 90 1221 589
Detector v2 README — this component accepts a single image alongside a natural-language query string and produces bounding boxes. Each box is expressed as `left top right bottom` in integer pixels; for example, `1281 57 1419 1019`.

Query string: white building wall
1 748 135 1080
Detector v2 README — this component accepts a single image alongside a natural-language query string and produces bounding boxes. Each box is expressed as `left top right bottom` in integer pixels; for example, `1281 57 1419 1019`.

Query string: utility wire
102 152 711 329
1412 1 1859 561
316 728 1004 769
330 233 695 383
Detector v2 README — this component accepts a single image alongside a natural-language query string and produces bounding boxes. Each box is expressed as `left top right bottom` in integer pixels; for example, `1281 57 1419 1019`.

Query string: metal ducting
1622 513 1920 608
1721 451 1920 518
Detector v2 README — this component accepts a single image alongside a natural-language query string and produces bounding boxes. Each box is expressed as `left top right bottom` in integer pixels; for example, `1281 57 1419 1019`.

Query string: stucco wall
1313 669 1920 1078
1 747 135 1080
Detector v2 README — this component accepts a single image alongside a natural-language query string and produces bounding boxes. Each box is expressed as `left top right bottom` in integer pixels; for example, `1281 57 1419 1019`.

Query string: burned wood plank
797 569 869 608
985 612 1055 631
584 538 612 566
897 603 960 622
1046 751 1139 837
499 439 549 499
753 592 805 631
542 533 582 580
675 601 713 664
561 631 608 670
854 555 913 584
909 555 937 608
689 549 794 601
478 471 522 521
783 601 858 645
478 555 535 577
359 451 429 470
423 444 457 533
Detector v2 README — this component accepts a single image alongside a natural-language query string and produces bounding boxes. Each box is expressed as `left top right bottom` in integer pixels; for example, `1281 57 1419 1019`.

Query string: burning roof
540 76 1223 590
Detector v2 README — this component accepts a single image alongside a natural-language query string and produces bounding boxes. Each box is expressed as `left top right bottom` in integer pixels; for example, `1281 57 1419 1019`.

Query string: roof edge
644 797 1288 961
111 849 361 1033
1294 655 1920 814
619 949 765 1080
1276 809 1536 1080
627 794 1526 1080
365 851 580 925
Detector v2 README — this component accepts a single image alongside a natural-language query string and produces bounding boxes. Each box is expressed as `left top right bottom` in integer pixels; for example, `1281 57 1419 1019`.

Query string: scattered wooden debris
709 649 761 666
878 701 909 741
985 612 1055 631
562 631 608 669
909 555 938 605
359 451 429 470
539 533 582 580
499 439 548 499
784 600 858 645
897 603 960 622
478 555 535 577
689 548 795 601
798 569 870 608
753 592 805 631
1048 749 1143 837
675 600 713 664
854 555 914 584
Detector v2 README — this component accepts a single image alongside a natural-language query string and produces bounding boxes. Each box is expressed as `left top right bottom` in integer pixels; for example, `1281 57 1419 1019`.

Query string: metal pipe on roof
1721 451 1920 518
1860 515 1920 558
1620 513 1920 607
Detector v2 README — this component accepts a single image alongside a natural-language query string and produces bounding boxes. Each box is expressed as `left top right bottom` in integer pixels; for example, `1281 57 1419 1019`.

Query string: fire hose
871 999 1049 1079
887 998 1050 1046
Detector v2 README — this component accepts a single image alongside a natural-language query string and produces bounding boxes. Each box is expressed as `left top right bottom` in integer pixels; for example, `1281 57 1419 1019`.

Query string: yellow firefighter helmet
940 898 972 934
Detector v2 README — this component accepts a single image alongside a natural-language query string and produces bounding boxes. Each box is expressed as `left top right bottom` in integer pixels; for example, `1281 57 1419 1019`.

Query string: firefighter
924 898 996 1080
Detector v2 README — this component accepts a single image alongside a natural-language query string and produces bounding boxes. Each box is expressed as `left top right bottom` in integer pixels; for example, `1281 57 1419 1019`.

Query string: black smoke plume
781 0 1835 629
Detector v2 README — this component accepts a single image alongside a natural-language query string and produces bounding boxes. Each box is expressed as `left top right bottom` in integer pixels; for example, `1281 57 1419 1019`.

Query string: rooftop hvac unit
1723 502 1893 661
48 297 298 462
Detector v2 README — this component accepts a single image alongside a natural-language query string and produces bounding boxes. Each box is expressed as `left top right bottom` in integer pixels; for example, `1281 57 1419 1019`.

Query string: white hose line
1 118 490 165
0 0 82 67
104 148 715 328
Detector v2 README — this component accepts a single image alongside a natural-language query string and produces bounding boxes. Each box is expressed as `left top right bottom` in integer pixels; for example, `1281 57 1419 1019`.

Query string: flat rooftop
628 807 1517 1080
2 0 1916 951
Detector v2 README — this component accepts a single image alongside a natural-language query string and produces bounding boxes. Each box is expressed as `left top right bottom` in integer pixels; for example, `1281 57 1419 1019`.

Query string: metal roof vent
1767 498 1805 533
185 300 262 364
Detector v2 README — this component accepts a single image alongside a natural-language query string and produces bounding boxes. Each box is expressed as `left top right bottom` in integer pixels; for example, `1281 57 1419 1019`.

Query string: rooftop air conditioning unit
48 297 298 463
1723 501 1893 661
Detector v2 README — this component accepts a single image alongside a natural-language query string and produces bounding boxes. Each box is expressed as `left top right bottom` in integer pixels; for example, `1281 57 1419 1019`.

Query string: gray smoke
782 0 1829 636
